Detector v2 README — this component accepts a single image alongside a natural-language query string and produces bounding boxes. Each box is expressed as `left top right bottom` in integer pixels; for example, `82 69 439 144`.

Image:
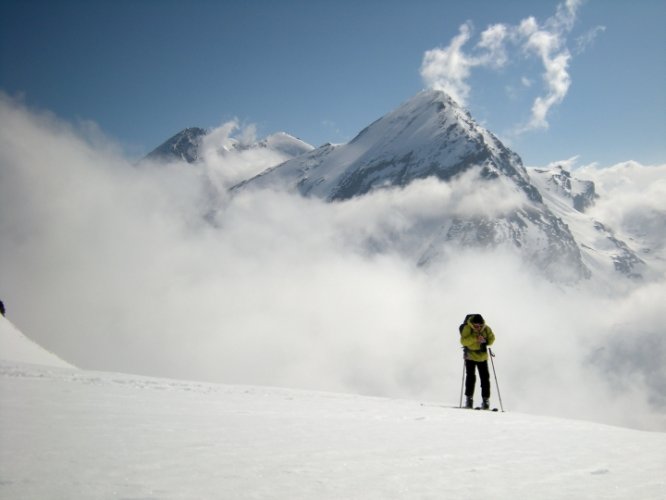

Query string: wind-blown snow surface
1 361 664 500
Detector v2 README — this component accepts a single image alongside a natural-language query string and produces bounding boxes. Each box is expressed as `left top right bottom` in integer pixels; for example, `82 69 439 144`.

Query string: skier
460 314 495 409
0 300 4 317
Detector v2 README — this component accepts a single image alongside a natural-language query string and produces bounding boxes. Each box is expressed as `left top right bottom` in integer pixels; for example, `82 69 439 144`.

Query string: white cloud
420 22 512 106
1 96 664 430
200 120 239 153
477 23 510 68
420 22 476 105
421 0 592 132
577 161 666 258
574 25 606 54
516 0 580 131
193 120 293 197
525 52 571 130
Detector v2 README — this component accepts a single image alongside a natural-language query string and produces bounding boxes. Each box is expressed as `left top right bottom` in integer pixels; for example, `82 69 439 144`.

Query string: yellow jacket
460 319 495 362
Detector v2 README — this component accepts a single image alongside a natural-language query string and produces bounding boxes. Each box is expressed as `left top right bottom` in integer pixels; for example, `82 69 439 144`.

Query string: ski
418 403 503 412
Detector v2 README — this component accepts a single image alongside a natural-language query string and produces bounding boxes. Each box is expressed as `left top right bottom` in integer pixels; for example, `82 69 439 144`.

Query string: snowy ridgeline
1 359 665 499
0 315 74 369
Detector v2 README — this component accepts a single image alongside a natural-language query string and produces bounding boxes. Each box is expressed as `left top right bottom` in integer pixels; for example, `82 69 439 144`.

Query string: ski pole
459 354 466 408
488 348 504 412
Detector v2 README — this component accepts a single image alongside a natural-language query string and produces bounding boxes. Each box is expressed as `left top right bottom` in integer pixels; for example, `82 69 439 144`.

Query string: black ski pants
465 359 491 400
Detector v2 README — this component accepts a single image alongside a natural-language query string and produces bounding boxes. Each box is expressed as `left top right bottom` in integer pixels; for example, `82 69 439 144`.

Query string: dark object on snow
458 313 498 409
0 300 5 316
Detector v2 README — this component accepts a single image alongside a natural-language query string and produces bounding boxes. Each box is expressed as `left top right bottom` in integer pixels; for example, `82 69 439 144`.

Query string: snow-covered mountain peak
145 128 313 164
348 89 474 151
145 127 207 163
531 164 597 212
241 89 537 202
236 90 590 282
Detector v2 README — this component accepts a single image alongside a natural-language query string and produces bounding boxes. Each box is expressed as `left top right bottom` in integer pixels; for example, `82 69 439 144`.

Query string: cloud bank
577 161 666 266
420 0 602 133
1 95 664 431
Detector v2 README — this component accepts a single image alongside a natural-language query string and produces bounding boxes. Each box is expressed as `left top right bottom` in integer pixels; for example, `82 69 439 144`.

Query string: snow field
1 362 664 500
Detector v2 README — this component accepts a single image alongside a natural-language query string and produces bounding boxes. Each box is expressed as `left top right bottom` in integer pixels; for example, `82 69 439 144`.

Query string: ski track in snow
1 361 665 500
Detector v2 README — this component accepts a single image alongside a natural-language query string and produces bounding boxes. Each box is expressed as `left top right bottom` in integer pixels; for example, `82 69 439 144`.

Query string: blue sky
1 0 664 166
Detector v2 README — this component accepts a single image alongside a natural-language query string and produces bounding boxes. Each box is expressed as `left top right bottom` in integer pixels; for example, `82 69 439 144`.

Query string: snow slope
529 166 647 284
0 315 75 369
1 361 664 500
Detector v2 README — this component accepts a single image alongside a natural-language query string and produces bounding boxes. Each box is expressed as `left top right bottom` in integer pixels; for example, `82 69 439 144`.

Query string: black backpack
459 313 478 334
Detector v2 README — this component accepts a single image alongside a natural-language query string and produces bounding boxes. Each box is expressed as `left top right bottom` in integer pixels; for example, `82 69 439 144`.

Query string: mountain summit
238 90 589 282
240 90 540 202
145 127 207 163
